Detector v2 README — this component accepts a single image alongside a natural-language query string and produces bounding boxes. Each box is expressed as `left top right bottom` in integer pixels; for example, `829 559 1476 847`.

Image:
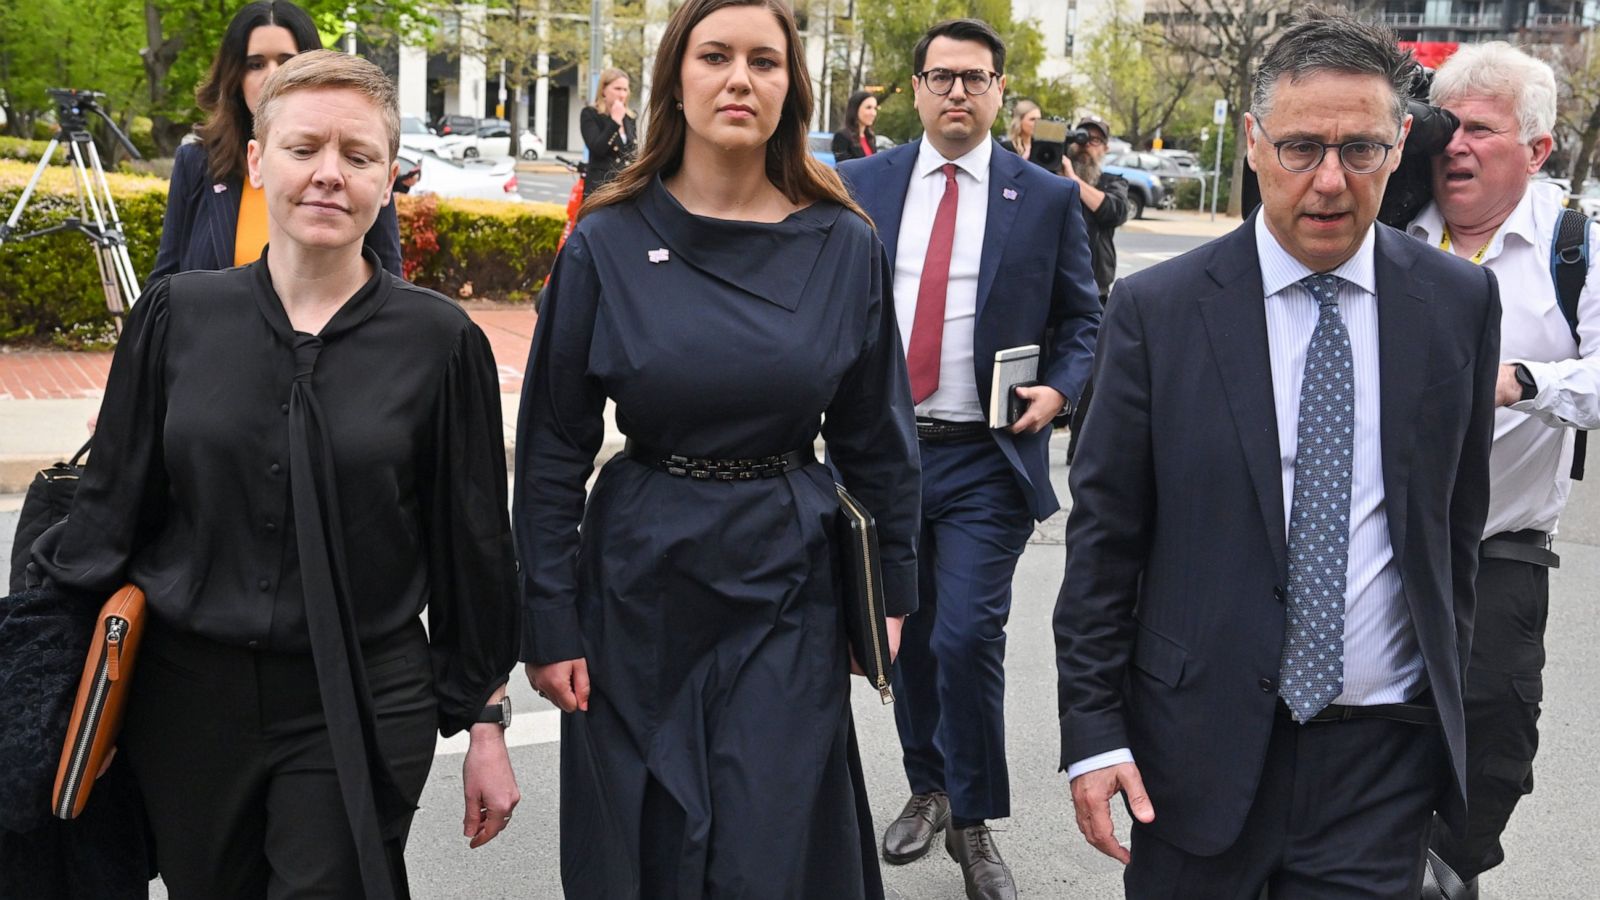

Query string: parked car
400 147 521 202
438 118 545 161
434 114 478 137
400 116 447 154
808 130 836 167
1100 161 1166 220
1153 148 1203 174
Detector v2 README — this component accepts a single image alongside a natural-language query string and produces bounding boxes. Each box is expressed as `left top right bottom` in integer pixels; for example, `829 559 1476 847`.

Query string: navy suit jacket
838 139 1101 520
1054 217 1500 855
150 142 402 281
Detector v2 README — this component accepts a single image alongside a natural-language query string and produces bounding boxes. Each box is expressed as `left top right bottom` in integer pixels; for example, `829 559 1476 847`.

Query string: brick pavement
0 306 538 400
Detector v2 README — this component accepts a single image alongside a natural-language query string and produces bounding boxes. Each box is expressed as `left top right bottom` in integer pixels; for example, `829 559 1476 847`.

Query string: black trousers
1125 706 1448 899
1431 554 1550 881
120 618 437 900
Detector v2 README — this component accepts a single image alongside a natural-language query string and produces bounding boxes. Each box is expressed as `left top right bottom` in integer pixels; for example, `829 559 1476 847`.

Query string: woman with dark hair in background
149 0 401 280
577 68 637 200
832 89 878 162
518 0 918 896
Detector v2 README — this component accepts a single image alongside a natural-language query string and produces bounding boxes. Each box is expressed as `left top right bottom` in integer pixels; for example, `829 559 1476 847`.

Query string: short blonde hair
1431 42 1556 143
254 49 400 161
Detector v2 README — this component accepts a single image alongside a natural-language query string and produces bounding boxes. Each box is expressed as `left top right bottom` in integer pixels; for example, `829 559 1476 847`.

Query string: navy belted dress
515 177 920 898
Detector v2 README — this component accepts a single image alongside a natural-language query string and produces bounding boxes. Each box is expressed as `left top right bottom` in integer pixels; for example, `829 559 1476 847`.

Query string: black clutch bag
835 484 894 704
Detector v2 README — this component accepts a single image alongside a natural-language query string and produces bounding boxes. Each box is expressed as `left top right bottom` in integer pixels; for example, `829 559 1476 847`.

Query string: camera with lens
1028 117 1086 174
1239 64 1458 229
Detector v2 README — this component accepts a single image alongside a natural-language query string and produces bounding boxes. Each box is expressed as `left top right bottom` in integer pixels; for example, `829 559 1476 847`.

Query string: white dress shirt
1067 218 1424 781
893 137 992 423
1408 181 1600 537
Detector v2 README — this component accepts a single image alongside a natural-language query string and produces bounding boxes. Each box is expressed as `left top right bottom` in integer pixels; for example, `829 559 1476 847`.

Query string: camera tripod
0 88 143 330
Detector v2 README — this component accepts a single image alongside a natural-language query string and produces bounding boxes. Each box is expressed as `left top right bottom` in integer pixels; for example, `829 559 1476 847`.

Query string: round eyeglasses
916 68 1001 97
1255 122 1398 175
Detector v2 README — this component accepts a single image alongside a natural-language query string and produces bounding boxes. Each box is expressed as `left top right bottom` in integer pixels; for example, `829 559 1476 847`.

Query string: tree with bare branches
1151 0 1298 214
1081 1 1202 148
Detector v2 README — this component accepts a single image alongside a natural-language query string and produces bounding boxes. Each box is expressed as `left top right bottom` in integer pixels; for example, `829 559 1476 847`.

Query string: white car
399 116 447 154
438 119 545 161
400 148 522 202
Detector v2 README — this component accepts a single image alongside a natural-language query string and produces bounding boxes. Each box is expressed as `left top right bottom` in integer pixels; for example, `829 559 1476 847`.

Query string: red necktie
907 163 959 404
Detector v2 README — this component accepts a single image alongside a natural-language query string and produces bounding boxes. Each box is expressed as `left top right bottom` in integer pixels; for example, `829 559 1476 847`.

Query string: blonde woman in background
579 67 638 199
1001 98 1041 162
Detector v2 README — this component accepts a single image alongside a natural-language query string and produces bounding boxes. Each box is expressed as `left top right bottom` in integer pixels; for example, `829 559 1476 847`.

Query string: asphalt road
8 225 1595 898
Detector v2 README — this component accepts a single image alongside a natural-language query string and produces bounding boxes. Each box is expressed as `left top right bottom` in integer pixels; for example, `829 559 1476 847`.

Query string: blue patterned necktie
1279 272 1353 723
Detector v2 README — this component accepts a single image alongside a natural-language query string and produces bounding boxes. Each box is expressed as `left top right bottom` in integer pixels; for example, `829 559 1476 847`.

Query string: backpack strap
1549 206 1590 479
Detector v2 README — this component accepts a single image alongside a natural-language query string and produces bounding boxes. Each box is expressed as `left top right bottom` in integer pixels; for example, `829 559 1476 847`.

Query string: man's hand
526 658 591 712
849 615 905 675
1070 762 1156 864
1495 363 1525 408
1009 385 1067 434
462 723 520 848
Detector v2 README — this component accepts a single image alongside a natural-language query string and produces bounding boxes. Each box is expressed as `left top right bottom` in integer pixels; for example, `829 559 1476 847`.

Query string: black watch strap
1514 363 1538 403
476 697 512 727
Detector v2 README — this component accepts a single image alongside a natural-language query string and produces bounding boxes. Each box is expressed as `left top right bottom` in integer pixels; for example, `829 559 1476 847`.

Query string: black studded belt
622 439 816 481
915 418 991 443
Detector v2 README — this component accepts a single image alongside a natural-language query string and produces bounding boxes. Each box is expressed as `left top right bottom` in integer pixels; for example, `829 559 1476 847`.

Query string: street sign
1213 99 1228 125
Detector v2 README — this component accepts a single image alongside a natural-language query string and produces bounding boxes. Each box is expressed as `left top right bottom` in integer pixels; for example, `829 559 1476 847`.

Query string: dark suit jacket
150 142 402 281
579 107 637 198
832 128 874 163
1054 217 1499 855
838 139 1101 520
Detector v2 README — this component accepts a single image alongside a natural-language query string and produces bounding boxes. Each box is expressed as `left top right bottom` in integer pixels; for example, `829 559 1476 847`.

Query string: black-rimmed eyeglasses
916 68 1001 96
1255 122 1398 175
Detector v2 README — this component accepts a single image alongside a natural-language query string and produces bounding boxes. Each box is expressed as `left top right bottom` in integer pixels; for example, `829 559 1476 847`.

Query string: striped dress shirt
1256 215 1424 707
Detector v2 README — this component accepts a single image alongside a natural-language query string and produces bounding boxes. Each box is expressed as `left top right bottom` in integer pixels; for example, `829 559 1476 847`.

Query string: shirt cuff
1066 748 1135 781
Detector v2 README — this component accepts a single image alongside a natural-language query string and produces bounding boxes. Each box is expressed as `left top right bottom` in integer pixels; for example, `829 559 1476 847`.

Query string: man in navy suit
1055 11 1500 897
838 18 1100 900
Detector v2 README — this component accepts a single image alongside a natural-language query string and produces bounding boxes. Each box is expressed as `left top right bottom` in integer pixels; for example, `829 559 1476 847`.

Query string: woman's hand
609 98 627 125
849 615 905 675
462 721 520 849
526 658 590 712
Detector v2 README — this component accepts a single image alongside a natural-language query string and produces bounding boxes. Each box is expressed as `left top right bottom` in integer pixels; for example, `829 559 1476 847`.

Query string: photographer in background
1062 116 1129 301
1405 42 1600 897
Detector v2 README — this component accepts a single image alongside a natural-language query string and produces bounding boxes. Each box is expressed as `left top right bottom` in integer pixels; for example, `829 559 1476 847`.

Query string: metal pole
589 0 603 102
1210 124 1223 221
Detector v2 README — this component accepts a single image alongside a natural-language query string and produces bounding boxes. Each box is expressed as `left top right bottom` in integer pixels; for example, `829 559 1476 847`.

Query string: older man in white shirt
1407 41 1600 894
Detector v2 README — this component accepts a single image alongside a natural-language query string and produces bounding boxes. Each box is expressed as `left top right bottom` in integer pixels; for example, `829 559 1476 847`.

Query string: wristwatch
1514 363 1538 403
476 696 512 728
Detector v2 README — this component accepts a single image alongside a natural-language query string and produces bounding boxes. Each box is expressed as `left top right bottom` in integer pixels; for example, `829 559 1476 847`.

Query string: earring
675 100 683 110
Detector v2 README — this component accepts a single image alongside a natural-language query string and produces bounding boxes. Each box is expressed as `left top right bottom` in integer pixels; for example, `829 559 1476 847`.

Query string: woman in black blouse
577 67 637 200
831 89 879 162
35 52 518 899
150 0 401 280
519 0 918 896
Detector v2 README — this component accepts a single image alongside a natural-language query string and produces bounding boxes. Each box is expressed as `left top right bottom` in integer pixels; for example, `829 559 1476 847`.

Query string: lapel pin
648 248 670 264
1002 188 1017 201
213 183 228 193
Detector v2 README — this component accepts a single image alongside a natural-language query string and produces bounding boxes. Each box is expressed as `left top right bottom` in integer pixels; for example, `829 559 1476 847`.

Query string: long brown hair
579 0 867 225
194 1 322 183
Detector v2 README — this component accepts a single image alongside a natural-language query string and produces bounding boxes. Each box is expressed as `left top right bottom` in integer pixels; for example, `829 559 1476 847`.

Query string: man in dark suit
1055 10 1500 897
838 18 1100 900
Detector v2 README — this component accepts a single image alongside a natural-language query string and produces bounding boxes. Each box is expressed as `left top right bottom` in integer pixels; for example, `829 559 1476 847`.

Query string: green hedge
0 159 564 344
0 136 60 166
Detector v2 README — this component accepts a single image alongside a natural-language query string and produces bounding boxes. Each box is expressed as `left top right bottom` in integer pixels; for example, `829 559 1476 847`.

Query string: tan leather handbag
51 583 146 819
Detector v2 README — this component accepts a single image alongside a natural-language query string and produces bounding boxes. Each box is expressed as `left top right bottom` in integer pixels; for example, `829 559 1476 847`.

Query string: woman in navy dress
515 0 919 896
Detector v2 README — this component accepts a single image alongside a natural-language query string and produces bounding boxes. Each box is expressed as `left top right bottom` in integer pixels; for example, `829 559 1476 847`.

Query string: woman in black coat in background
831 89 878 162
150 0 400 281
577 68 638 201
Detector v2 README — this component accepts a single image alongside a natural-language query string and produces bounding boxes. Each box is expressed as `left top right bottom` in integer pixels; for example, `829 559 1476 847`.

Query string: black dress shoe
945 823 1018 900
881 792 950 864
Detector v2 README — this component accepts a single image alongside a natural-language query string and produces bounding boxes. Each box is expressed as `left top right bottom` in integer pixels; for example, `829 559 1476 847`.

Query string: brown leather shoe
881 792 951 864
945 823 1018 900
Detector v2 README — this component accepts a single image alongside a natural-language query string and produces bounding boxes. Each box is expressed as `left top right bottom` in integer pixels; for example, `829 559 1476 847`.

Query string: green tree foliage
857 0 1073 143
0 0 147 143
1080 3 1198 149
